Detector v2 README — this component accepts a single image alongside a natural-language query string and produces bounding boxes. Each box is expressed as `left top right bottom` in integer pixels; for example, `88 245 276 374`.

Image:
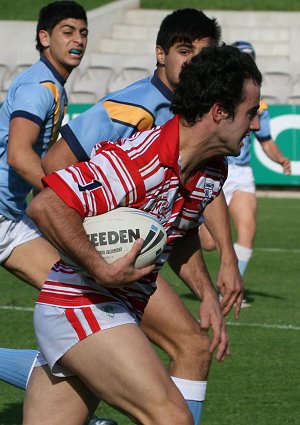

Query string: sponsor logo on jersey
202 182 215 209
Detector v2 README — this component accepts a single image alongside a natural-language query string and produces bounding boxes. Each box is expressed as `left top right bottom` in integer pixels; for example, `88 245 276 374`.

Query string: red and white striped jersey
38 115 227 320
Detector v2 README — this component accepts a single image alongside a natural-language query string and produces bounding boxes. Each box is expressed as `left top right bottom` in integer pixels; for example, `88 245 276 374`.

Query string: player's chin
68 52 84 63
230 144 243 157
69 56 83 65
65 57 83 70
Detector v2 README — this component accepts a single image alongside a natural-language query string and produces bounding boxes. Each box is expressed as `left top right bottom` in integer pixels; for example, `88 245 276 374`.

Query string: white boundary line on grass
0 305 34 312
226 321 300 331
255 247 300 254
1 305 299 330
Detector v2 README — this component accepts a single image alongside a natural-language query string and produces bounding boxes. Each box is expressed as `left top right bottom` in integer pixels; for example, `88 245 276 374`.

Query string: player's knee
173 325 212 364
168 404 193 425
199 225 217 251
151 399 193 425
201 237 217 251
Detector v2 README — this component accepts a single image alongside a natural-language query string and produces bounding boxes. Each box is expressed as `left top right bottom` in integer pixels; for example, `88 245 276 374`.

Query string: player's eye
179 50 190 56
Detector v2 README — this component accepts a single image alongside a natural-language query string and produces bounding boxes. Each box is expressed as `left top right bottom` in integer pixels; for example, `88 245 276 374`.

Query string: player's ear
38 29 50 49
212 104 229 122
156 45 166 67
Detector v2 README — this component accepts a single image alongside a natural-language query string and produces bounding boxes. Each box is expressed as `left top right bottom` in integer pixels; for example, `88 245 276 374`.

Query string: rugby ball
60 207 167 272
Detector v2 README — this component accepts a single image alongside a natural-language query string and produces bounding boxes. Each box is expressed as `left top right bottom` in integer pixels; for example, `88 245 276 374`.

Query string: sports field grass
1 0 300 20
0 196 299 424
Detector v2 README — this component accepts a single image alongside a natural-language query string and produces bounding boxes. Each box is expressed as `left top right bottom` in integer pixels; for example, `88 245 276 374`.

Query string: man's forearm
167 233 217 301
203 190 237 263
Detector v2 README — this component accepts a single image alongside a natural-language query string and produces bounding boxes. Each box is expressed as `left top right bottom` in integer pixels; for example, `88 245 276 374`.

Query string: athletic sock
0 348 38 389
171 376 207 425
234 243 253 277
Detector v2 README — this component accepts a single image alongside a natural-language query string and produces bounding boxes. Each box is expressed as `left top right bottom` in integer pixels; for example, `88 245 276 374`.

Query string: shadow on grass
181 288 284 303
0 402 23 424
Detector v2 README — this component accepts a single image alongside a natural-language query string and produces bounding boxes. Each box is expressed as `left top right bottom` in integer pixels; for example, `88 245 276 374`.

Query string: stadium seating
1 4 300 105
2 64 31 91
0 64 8 89
70 65 115 100
107 67 150 93
261 71 293 104
68 90 98 104
286 75 300 105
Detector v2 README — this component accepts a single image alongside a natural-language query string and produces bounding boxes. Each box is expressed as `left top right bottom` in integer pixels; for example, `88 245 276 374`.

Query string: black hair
36 1 87 53
156 8 221 54
171 44 262 126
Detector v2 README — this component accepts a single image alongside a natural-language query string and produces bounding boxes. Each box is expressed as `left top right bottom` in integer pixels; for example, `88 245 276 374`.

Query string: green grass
141 0 300 10
1 0 300 20
0 196 300 424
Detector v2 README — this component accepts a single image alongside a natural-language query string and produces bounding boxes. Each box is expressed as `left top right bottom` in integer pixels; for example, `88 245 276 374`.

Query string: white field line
255 247 300 254
226 321 300 331
1 305 299 330
0 305 34 312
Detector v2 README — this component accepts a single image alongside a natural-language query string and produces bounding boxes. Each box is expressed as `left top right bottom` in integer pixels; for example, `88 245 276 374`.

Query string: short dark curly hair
36 1 87 53
171 44 262 126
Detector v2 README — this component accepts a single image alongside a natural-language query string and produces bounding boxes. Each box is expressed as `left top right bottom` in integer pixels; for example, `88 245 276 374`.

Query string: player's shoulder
259 97 269 114
11 59 61 91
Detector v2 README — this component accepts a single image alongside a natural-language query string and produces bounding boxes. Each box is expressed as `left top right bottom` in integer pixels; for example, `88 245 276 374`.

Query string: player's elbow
7 151 21 172
27 197 40 222
26 193 47 226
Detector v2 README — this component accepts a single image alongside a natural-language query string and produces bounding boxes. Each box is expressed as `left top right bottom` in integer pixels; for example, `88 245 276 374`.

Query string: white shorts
223 164 255 205
34 302 138 377
0 213 41 263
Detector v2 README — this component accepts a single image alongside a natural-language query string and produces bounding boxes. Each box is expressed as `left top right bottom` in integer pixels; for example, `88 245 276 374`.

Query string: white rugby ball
60 207 167 272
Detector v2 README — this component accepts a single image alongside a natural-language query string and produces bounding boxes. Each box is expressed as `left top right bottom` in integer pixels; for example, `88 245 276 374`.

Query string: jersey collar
158 115 207 192
151 71 173 101
158 114 180 170
40 56 66 86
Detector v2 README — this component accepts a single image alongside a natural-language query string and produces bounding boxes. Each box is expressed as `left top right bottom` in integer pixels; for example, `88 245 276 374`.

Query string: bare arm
42 136 78 174
261 138 291 175
168 233 229 361
7 117 45 191
202 190 244 318
27 188 154 287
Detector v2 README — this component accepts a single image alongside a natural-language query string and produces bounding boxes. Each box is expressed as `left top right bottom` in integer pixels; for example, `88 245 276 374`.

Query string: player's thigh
23 365 98 425
3 236 59 289
61 324 190 425
230 190 257 246
141 274 211 365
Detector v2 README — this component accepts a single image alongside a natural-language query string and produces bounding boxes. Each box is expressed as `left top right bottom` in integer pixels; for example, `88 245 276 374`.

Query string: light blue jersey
227 98 271 166
60 71 173 161
0 56 67 220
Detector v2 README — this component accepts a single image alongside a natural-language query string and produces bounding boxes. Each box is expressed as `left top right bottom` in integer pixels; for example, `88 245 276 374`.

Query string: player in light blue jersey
0 0 88 285
0 2 117 425
0 56 68 220
200 41 291 307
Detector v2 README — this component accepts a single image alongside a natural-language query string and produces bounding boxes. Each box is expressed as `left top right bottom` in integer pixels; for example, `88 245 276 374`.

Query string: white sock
171 376 207 401
234 243 253 276
171 377 207 424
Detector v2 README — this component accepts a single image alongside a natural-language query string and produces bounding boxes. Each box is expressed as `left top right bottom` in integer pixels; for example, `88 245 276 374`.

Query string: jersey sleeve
60 102 121 162
10 83 55 126
42 144 146 218
60 94 156 162
255 99 272 142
